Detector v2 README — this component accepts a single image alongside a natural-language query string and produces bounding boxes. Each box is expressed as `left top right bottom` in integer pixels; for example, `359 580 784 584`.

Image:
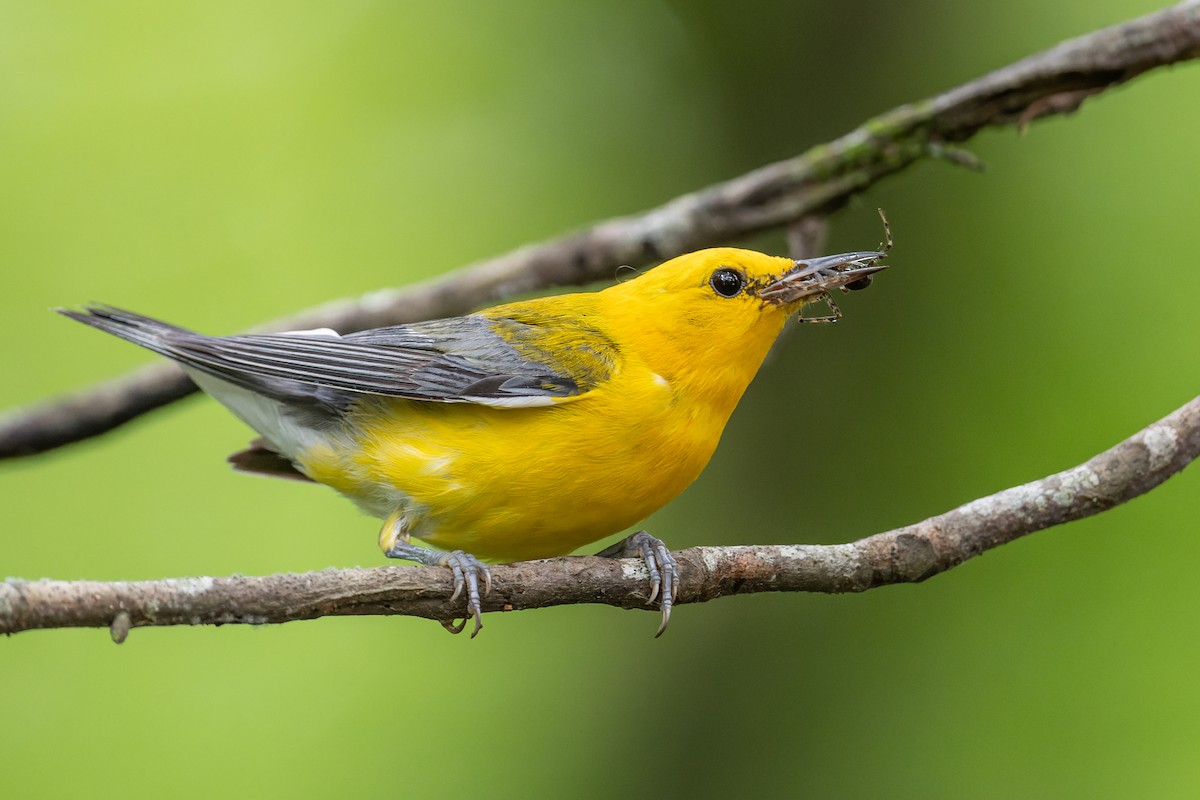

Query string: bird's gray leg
596 531 679 637
380 514 492 637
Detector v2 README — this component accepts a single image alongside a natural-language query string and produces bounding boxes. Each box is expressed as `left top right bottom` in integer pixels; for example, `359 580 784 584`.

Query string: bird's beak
759 251 889 305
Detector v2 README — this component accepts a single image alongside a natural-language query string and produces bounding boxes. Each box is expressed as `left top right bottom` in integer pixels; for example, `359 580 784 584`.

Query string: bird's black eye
710 267 745 298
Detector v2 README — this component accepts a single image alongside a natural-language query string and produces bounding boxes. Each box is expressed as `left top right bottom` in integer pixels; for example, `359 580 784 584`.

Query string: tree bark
4 394 1196 639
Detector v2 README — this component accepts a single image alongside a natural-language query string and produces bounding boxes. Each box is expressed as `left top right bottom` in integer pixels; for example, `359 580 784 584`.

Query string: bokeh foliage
3 2 1199 797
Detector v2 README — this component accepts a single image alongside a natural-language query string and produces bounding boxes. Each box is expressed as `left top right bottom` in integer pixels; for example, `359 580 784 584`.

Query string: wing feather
61 304 619 409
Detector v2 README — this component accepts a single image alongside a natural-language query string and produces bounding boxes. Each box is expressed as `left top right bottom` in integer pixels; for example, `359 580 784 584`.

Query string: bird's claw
439 549 492 637
597 531 679 637
385 542 493 638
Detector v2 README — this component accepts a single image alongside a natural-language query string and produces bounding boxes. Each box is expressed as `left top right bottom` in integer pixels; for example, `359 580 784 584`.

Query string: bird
60 236 889 637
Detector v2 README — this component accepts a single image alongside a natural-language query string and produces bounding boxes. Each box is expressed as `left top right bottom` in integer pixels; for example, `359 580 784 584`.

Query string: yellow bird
61 239 889 636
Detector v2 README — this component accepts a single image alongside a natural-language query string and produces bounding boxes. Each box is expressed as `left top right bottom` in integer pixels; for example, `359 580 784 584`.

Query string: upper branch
3 1 1198 458
4 393 1196 638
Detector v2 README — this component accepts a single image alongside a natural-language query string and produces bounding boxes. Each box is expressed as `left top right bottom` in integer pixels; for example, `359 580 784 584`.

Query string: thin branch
3 1 1198 458
4 394 1196 639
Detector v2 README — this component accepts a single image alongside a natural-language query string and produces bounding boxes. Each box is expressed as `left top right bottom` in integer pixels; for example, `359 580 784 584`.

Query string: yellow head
598 246 887 402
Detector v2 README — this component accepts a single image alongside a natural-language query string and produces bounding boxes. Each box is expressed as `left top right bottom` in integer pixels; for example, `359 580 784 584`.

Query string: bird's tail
58 304 340 462
57 304 202 363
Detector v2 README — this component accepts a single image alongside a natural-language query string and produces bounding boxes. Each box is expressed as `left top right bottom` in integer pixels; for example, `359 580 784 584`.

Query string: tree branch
3 1 1198 458
4 394 1196 639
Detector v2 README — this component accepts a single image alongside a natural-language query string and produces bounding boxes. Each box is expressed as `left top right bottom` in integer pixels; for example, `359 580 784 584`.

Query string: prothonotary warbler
61 238 889 636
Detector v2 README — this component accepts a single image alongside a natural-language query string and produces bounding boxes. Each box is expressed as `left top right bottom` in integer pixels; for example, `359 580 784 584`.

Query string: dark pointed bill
758 250 889 304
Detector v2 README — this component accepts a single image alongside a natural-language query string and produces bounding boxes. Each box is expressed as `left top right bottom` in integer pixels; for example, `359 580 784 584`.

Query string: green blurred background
3 1 1199 797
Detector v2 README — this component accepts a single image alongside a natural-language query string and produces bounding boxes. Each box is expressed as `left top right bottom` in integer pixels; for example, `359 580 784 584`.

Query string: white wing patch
462 395 560 409
279 328 342 338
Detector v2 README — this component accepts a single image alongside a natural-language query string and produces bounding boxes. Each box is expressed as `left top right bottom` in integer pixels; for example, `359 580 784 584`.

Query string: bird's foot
596 530 679 637
385 542 493 638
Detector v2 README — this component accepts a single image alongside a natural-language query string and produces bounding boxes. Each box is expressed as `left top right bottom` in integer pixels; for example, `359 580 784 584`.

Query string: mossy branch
2 4 1198 639
2 1 1198 458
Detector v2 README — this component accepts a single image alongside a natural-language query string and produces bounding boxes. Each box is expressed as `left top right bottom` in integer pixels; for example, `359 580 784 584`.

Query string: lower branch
4 394 1197 640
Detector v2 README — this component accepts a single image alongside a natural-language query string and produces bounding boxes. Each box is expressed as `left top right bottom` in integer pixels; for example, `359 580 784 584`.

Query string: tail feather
56 304 201 363
60 303 351 423
228 438 315 482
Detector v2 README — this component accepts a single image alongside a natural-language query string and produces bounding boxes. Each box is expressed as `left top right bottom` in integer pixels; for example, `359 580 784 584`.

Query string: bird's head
600 243 889 398
608 244 888 334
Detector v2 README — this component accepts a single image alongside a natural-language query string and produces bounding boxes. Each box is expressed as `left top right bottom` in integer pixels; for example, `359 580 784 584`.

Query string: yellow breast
299 353 729 561
296 248 797 561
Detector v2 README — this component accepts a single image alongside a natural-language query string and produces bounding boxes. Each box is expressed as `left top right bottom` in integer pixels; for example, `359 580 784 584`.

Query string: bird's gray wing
61 305 619 410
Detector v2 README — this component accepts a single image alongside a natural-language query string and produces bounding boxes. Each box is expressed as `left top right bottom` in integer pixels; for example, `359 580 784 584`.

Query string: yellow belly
297 370 731 562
